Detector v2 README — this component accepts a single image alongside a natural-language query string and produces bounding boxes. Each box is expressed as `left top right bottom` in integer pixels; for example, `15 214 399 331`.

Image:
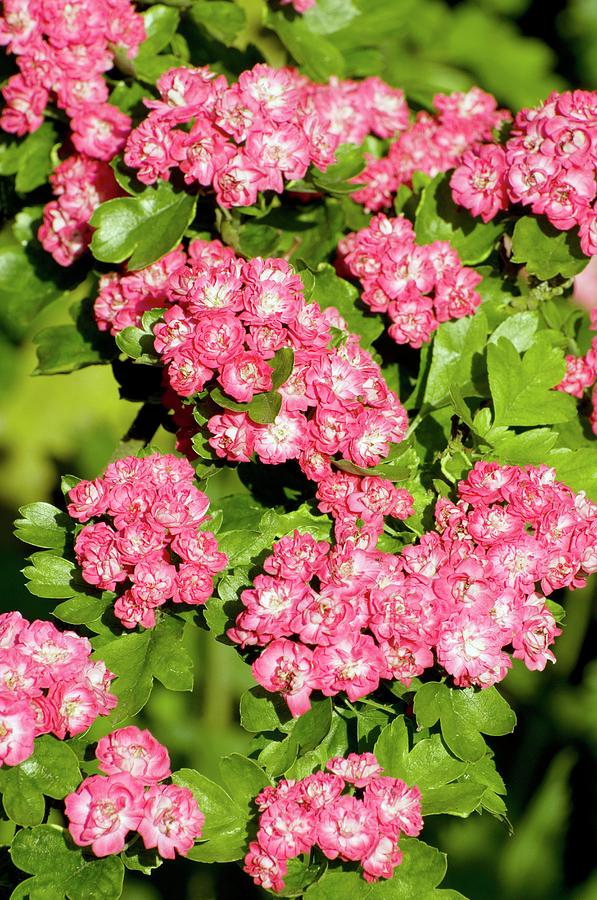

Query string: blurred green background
1 0 596 897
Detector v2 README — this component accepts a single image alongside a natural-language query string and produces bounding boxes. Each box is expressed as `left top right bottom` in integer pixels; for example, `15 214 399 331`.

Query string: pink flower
65 773 145 857
362 835 403 883
317 795 377 861
0 695 36 766
244 841 288 892
252 638 316 717
364 777 423 838
257 798 316 859
218 351 273 403
96 726 171 784
49 683 100 739
450 145 509 222
71 103 131 161
326 753 383 788
138 784 204 858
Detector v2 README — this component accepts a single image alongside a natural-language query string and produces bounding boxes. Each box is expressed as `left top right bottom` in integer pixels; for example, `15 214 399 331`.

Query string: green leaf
291 698 333 753
0 737 81 826
269 347 295 390
34 323 114 375
373 715 409 777
424 311 488 406
210 386 283 424
115 325 158 364
488 335 576 426
311 144 366 196
487 428 558 465
488 311 538 353
276 856 327 898
172 769 248 862
413 682 444 728
0 770 45 827
548 446 597 500
189 1 246 44
90 182 197 270
0 213 82 342
375 720 469 793
122 845 162 875
265 9 346 82
137 5 180 57
450 687 516 737
415 684 515 763
302 0 360 34
246 390 283 425
415 174 504 265
22 552 81 599
240 686 290 733
304 838 451 898
511 216 588 280
53 593 114 627
0 124 57 193
421 781 486 817
14 503 70 552
10 825 124 900
219 753 271 809
91 615 193 728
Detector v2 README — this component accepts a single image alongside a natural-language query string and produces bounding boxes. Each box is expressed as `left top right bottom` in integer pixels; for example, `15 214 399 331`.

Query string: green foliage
511 216 588 280
92 614 194 727
9 825 124 900
172 768 249 862
1 1 594 897
13 502 71 552
0 124 57 194
304 838 467 898
0 738 80 827
90 182 197 270
414 684 516 762
487 335 576 426
415 175 504 265
0 210 82 343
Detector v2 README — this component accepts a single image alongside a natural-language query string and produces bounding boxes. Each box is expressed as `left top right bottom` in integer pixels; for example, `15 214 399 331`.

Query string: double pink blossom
245 753 422 890
65 726 204 859
0 611 116 767
68 452 228 631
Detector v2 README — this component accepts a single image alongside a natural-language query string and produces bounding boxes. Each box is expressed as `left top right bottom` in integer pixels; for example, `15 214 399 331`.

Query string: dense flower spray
229 462 596 715
450 90 597 256
0 611 116 766
0 0 143 138
244 752 422 890
67 452 228 631
91 239 411 547
337 212 482 348
65 725 204 858
352 86 509 212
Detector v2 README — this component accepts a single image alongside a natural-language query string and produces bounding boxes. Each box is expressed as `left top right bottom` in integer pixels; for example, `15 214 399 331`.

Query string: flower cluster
122 62 408 207
338 213 482 348
557 310 597 434
65 725 204 858
244 752 422 890
450 90 597 255
352 87 508 213
93 239 410 543
38 153 122 266
67 452 228 631
0 0 142 139
229 462 596 715
0 611 116 767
